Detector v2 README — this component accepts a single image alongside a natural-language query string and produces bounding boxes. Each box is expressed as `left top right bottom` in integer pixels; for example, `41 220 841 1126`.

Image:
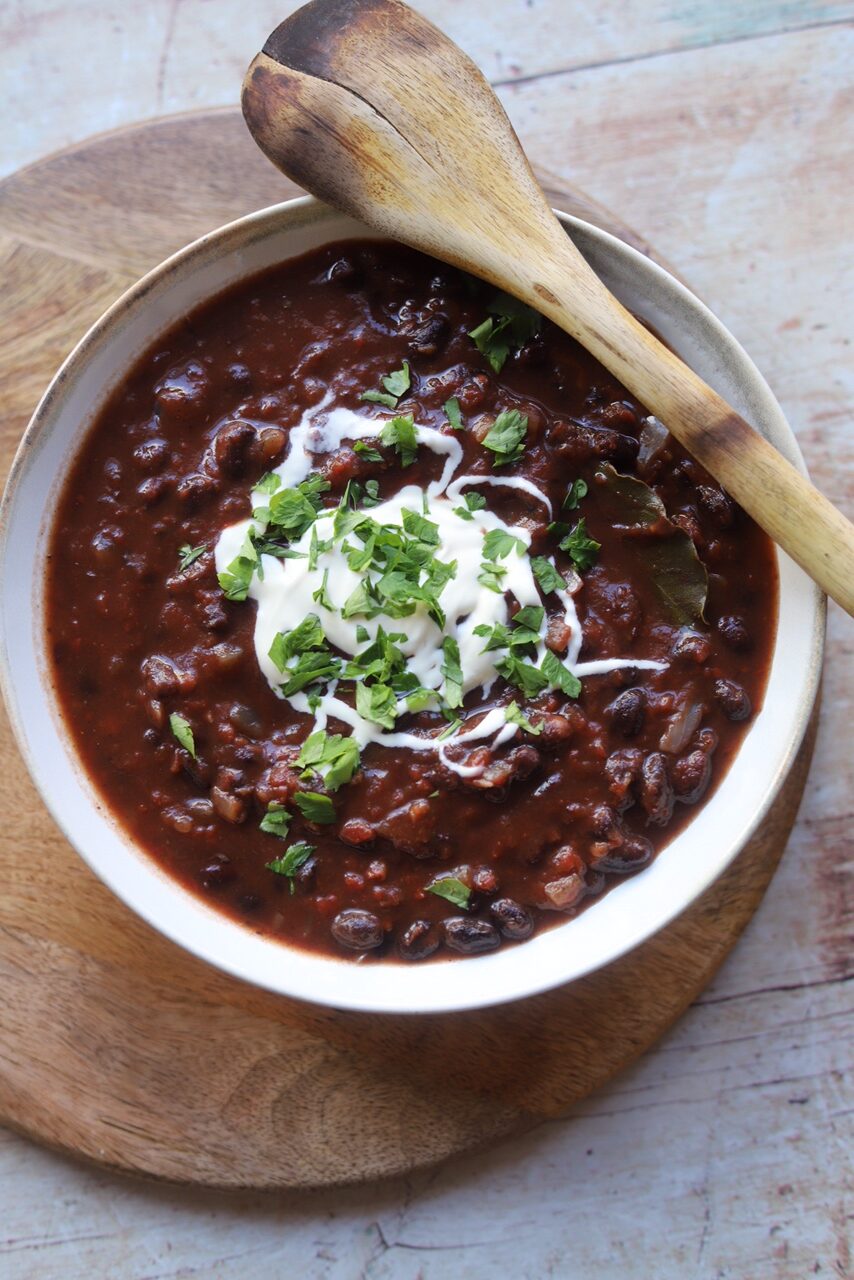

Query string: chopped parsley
495 652 550 699
426 876 471 909
312 568 334 611
477 559 507 594
483 528 526 560
177 543 205 572
353 440 383 462
468 293 541 373
380 413 419 466
355 680 398 729
555 517 601 571
361 360 411 408
541 650 581 698
562 478 588 511
482 409 528 467
259 800 290 839
444 396 463 430
532 556 565 595
505 700 542 735
296 730 360 791
441 636 464 709
217 529 258 601
265 840 316 892
169 712 195 757
294 791 336 825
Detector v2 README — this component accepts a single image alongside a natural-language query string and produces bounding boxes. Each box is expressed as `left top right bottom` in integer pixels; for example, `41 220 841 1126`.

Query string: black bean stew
46 239 777 962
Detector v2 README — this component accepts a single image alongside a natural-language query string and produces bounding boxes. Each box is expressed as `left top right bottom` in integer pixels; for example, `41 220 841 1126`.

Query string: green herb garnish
562 478 588 511
380 413 419 466
426 876 471 908
294 792 336 825
532 556 565 595
178 543 206 572
482 409 528 467
266 841 316 892
169 712 196 757
541 650 581 698
556 517 601 571
504 699 543 735
259 800 290 839
296 730 360 791
361 360 411 408
444 396 463 430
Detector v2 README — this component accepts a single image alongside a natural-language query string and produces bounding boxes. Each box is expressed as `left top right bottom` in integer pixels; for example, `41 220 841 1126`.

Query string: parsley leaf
265 476 330 540
294 791 336 825
361 360 411 408
478 560 507 593
495 652 550 698
169 712 195 757
355 680 398 729
259 800 290 840
483 528 526 560
178 543 205 572
473 620 512 652
505 699 543 735
353 440 383 462
268 613 325 670
441 636 464 709
465 491 486 512
541 650 582 698
444 396 463 430
482 410 528 467
266 840 316 892
558 517 601 571
468 293 541 372
562 478 588 511
217 529 258 601
532 556 565 595
426 876 471 909
401 508 439 544
380 414 418 466
281 650 341 696
296 731 360 791
312 568 334 611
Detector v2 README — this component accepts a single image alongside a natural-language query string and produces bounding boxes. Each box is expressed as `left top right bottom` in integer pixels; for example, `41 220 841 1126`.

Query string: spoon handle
503 236 854 614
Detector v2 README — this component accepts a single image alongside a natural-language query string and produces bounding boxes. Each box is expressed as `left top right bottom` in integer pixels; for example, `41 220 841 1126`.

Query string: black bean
640 752 675 825
490 898 534 940
697 484 735 529
331 908 384 951
294 856 317 892
443 917 501 955
213 419 256 477
716 614 752 651
594 834 653 874
176 473 219 509
715 678 752 721
606 687 647 737
200 856 235 888
226 362 252 390
672 749 712 804
605 747 643 809
326 257 362 289
398 919 440 961
132 438 169 474
137 476 168 506
672 629 712 663
407 314 449 357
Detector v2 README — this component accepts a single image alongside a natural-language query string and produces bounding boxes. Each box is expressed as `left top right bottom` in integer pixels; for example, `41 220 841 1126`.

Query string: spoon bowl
242 0 854 613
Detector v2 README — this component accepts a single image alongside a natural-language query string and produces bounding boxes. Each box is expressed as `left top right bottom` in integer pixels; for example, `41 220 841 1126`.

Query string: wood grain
0 108 819 1190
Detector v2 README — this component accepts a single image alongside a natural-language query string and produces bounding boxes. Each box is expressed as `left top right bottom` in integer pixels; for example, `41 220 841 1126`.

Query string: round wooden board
0 108 819 1190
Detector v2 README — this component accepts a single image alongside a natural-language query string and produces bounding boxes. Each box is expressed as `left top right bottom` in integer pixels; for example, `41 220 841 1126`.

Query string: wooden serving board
0 108 819 1190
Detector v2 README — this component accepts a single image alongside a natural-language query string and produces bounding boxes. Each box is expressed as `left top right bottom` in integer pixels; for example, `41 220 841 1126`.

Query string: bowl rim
0 195 825 1013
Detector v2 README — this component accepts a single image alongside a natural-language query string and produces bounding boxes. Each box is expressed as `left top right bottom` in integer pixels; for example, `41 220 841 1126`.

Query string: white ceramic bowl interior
0 198 824 1013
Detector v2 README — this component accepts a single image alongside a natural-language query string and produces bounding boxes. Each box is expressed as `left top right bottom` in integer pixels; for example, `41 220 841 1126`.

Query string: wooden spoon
242 0 854 615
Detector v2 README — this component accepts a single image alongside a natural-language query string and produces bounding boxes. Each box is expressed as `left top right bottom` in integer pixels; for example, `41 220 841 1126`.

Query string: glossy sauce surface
46 240 778 961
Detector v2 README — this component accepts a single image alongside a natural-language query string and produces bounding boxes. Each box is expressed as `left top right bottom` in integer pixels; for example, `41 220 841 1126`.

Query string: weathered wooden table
1 3 850 1276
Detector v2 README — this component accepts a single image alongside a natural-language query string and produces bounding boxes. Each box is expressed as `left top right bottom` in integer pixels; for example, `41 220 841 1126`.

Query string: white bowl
0 197 824 1013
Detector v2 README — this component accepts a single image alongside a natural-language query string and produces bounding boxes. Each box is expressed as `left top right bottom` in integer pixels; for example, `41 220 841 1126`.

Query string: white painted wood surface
1 2 851 1276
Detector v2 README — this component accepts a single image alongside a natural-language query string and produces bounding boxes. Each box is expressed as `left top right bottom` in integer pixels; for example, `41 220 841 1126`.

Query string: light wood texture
242 0 854 615
1 6 850 1276
0 107 818 1192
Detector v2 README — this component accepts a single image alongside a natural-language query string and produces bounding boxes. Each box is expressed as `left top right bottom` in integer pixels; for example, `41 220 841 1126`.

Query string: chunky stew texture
47 239 777 962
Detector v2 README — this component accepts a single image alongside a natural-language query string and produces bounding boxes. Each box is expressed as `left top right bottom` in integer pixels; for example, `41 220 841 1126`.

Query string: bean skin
331 909 385 951
715 679 752 721
443 918 501 955
490 898 535 939
398 919 440 960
